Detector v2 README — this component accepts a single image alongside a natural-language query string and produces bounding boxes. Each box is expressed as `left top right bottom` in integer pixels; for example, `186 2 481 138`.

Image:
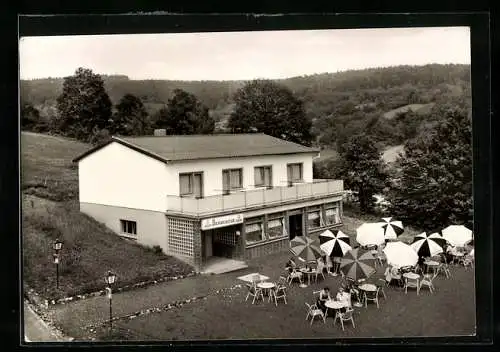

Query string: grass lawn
68 216 474 341
21 131 89 201
91 248 475 341
22 194 193 301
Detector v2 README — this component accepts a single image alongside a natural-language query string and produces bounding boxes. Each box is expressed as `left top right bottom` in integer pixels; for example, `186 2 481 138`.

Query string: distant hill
20 64 471 150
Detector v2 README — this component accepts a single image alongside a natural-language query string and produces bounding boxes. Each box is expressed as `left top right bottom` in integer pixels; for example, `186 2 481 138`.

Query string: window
254 166 272 188
223 168 243 193
179 172 203 198
120 220 137 235
307 211 321 229
245 218 265 245
325 206 340 225
268 218 285 239
287 163 303 184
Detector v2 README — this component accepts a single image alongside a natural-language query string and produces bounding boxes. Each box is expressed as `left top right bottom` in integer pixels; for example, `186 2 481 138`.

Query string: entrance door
289 214 303 240
204 230 213 257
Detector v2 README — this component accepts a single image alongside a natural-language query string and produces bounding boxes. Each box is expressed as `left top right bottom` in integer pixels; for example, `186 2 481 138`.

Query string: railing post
262 188 265 205
244 191 247 208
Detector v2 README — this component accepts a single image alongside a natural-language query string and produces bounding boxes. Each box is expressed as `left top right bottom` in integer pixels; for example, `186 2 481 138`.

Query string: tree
387 107 472 229
113 94 149 136
337 134 388 213
228 80 313 146
56 67 112 141
154 89 214 135
20 103 41 131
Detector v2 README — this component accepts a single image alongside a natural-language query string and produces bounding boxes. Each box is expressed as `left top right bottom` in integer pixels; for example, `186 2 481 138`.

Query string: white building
73 133 344 271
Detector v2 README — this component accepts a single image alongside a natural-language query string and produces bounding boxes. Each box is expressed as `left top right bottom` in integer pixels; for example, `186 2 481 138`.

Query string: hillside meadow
21 132 193 300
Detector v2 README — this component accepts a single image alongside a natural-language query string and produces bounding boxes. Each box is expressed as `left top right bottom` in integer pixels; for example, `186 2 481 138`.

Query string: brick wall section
244 238 289 260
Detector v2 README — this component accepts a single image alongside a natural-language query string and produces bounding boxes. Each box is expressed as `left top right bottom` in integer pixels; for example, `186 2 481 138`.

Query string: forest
20 63 471 151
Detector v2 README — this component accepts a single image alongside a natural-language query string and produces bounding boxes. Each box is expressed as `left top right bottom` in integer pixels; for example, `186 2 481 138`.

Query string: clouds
19 27 470 80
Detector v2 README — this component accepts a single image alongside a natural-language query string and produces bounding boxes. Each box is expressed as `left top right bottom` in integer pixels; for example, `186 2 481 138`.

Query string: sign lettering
201 213 244 230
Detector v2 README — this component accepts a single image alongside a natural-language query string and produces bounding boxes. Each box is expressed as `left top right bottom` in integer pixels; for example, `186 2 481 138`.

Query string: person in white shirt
336 287 352 310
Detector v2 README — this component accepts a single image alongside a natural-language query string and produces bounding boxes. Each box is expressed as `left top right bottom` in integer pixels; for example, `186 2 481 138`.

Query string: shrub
152 245 163 256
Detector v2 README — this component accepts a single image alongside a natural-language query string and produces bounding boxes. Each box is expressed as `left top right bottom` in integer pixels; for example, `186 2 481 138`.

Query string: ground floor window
245 218 265 245
120 219 137 235
267 217 285 239
307 210 321 229
325 205 341 225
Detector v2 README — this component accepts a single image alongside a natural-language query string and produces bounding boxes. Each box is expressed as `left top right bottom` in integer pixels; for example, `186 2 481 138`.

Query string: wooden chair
287 269 303 286
435 262 451 279
404 276 420 295
305 303 326 325
333 308 356 331
376 279 387 299
364 288 380 308
419 273 435 294
277 276 288 287
245 282 264 304
272 285 287 306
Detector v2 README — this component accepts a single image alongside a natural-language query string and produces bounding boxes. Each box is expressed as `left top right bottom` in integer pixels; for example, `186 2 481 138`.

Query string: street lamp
104 271 117 332
52 239 63 289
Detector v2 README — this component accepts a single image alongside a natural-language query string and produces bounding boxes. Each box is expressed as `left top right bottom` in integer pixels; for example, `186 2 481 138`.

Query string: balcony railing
166 179 344 217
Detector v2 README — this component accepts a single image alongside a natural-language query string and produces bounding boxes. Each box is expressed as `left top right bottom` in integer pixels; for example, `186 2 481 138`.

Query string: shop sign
201 213 244 230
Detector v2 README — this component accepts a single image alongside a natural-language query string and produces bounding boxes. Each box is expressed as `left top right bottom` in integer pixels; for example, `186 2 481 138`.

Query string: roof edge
72 136 171 164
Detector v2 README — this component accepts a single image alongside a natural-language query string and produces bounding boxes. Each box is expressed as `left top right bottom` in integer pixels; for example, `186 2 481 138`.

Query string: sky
19 27 470 81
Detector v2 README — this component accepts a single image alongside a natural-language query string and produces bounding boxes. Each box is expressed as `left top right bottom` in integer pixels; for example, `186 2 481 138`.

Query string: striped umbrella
339 247 377 281
379 217 404 240
410 232 447 258
319 229 352 257
289 236 323 263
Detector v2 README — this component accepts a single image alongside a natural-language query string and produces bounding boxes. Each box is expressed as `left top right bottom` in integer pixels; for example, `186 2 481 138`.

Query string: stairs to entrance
201 257 248 275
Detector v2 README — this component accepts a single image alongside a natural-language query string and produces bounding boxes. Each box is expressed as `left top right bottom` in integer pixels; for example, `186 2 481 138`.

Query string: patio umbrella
356 223 385 247
319 229 352 257
442 225 473 247
289 236 323 263
339 247 377 281
378 217 404 240
383 241 418 268
410 232 447 258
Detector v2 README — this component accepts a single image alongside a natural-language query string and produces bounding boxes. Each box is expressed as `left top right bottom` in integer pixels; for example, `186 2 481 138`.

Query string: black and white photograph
19 18 478 342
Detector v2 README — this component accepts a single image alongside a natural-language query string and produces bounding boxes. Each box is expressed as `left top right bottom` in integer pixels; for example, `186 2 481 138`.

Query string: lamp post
104 271 117 332
52 239 63 289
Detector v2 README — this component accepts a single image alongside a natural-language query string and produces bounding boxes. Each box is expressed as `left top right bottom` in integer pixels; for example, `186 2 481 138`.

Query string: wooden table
257 282 276 302
325 300 347 318
358 283 377 292
424 260 440 274
299 268 315 287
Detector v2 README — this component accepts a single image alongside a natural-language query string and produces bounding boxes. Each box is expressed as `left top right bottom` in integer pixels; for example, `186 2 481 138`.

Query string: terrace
166 179 344 217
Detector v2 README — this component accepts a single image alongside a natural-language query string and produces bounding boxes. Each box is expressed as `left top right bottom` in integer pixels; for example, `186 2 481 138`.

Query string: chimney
154 129 166 136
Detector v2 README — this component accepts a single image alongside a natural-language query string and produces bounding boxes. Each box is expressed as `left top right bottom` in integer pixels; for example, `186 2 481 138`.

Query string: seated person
316 287 331 313
325 255 334 274
385 266 402 286
336 286 352 309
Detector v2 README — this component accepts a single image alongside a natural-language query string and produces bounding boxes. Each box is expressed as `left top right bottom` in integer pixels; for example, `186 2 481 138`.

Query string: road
23 301 68 342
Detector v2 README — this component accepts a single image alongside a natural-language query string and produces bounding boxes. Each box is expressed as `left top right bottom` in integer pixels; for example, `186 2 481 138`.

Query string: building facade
73 133 344 271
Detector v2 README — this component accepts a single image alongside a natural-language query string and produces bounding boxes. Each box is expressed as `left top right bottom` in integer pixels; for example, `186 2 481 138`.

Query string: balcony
166 179 344 217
